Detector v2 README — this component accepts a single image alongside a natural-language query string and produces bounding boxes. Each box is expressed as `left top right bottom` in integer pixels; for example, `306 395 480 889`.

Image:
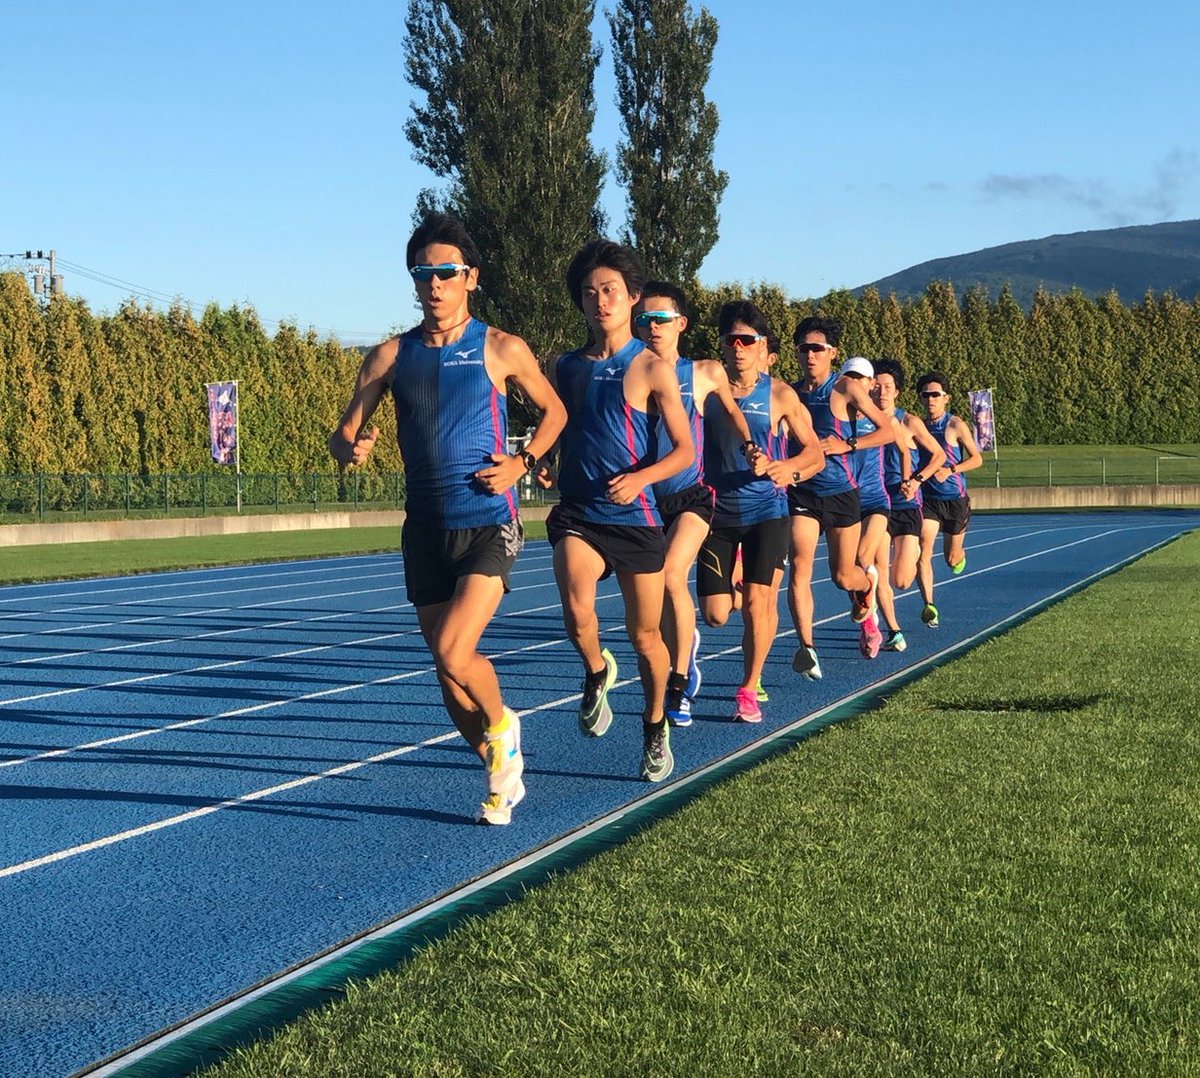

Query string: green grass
0 522 550 585
975 443 1200 487
198 531 1200 1076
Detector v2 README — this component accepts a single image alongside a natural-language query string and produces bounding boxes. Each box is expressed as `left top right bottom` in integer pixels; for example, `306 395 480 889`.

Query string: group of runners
329 213 984 825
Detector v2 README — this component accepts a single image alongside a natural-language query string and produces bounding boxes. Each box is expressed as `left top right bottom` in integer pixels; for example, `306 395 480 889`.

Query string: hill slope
861 219 1200 306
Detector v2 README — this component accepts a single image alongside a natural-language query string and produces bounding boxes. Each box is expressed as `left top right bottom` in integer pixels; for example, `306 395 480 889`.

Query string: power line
41 255 389 344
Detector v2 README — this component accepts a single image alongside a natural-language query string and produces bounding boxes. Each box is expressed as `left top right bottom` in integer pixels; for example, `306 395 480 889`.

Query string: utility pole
1 249 63 305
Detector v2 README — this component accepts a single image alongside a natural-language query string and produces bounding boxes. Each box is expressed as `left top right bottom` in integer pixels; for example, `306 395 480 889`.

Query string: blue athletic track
2 509 1196 1076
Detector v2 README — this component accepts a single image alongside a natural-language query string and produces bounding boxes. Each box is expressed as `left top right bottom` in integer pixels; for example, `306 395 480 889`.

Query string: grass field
179 529 1200 1076
0 522 546 585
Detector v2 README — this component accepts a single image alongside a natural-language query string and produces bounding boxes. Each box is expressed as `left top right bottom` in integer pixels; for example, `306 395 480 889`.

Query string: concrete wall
1 488 1196 548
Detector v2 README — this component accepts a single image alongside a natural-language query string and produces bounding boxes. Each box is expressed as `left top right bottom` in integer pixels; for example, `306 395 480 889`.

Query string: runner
633 281 755 728
547 240 694 782
915 370 982 627
786 316 902 680
698 300 822 722
870 358 945 651
837 357 891 659
329 212 566 825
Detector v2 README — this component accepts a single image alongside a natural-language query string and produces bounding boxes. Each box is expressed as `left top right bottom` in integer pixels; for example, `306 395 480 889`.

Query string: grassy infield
8 502 1198 1073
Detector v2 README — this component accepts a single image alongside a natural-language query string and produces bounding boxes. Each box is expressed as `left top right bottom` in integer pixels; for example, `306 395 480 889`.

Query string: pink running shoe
732 686 763 723
850 564 879 624
858 613 883 659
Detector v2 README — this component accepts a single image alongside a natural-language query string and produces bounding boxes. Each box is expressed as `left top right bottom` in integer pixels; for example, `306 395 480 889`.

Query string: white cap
838 356 874 379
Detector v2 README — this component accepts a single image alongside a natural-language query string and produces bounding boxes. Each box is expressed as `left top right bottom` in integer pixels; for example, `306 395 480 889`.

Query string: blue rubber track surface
1 510 1196 1075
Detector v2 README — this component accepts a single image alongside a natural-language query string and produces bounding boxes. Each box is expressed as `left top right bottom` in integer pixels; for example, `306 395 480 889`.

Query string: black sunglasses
797 342 832 354
920 390 946 399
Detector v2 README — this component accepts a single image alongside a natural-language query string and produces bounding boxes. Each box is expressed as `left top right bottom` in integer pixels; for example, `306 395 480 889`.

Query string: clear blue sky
5 0 1198 346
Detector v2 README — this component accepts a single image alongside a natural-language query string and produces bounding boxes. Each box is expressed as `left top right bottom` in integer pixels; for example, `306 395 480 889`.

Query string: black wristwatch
791 470 803 484
520 450 538 473
846 436 858 452
741 439 757 457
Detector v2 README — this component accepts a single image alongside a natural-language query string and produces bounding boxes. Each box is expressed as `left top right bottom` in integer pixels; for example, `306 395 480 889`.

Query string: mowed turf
1 522 544 585
198 531 1200 1076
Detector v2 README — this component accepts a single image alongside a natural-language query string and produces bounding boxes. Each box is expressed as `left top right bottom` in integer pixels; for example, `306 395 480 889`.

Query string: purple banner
968 388 996 452
206 381 238 465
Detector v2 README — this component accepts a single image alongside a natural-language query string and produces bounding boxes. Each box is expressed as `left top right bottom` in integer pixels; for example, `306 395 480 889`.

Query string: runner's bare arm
607 354 693 505
475 330 568 494
949 415 984 473
698 360 754 445
900 413 947 497
768 382 823 486
328 338 397 466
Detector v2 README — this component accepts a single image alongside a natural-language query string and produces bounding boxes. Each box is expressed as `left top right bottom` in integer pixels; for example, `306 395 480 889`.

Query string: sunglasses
409 263 470 282
634 310 682 327
920 390 946 399
723 333 764 348
797 342 832 354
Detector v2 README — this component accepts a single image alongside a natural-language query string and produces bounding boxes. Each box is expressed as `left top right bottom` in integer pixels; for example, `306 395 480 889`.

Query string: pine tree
608 0 728 284
403 0 607 368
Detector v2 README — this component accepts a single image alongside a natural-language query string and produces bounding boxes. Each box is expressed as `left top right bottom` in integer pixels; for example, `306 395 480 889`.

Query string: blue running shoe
665 683 692 728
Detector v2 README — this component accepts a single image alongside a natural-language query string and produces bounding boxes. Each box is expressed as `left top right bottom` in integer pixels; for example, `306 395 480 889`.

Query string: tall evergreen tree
608 0 728 284
403 0 607 369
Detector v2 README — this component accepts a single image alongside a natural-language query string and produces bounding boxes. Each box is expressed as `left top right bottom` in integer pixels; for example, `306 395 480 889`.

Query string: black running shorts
547 501 666 578
696 516 789 597
787 485 861 532
657 482 715 533
887 506 924 539
924 496 971 536
401 517 524 608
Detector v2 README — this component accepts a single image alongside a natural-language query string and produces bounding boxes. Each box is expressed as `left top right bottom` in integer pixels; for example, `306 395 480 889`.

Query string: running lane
0 511 1195 1075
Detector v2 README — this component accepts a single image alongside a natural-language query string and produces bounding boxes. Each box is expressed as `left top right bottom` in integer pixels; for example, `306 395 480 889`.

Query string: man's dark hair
406 212 482 270
793 315 841 348
873 357 905 391
565 239 645 311
718 299 772 337
640 280 689 319
766 333 780 356
916 370 951 395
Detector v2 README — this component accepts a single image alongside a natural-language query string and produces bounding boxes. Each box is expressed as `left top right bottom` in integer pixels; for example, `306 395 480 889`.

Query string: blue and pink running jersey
884 407 922 509
850 412 890 514
921 412 967 500
704 372 786 528
391 318 516 529
652 358 705 499
555 339 661 526
792 371 857 497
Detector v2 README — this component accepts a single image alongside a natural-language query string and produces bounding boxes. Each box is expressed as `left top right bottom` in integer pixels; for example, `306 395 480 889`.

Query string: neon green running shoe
755 677 769 703
951 555 967 575
920 603 939 627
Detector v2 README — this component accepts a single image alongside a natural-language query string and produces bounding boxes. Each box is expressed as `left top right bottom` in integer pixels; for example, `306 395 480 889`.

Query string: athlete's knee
701 603 729 628
831 565 862 591
434 644 478 687
628 622 663 658
663 564 690 595
893 566 916 590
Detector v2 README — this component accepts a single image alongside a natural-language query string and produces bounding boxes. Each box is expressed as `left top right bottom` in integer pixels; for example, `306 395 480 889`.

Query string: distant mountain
859 219 1200 307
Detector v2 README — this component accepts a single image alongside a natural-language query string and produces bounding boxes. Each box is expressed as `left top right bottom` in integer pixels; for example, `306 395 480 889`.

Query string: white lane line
0 560 401 610
0 591 611 767
0 556 555 644
1 522 1179 877
0 625 615 879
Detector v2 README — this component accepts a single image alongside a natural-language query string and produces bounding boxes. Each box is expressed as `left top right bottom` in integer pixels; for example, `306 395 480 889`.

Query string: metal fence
1 458 1196 523
0 472 409 523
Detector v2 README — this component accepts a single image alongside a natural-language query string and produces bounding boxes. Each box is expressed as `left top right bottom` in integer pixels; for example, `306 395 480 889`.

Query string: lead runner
329 212 566 825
